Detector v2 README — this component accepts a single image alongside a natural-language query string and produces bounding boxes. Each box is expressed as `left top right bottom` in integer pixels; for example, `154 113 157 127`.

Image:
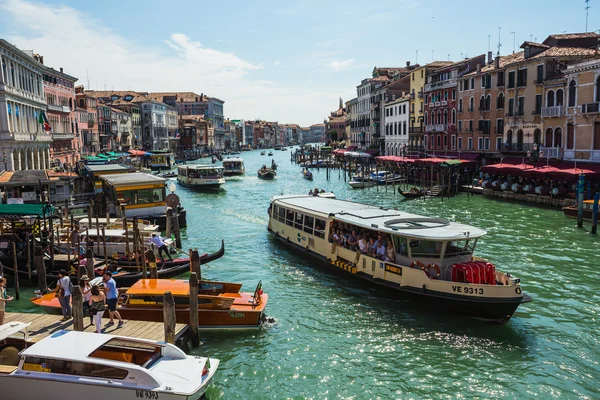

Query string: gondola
268 151 273 156
258 167 276 180
112 239 225 267
399 187 425 199
271 160 278 170
302 168 313 180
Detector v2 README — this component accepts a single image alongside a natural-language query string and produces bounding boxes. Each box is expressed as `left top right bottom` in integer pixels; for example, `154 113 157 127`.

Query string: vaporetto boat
177 165 225 191
267 195 531 322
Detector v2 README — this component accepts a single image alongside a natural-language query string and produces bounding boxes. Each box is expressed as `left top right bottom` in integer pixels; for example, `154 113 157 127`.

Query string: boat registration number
22 363 51 372
452 285 484 295
135 390 159 399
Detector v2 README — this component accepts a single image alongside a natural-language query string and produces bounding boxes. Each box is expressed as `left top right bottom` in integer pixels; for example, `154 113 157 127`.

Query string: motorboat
258 167 276 180
267 151 273 156
222 157 246 176
0 323 218 399
302 168 313 180
32 278 268 330
562 200 597 221
281 147 288 151
348 175 374 189
271 160 278 171
267 195 531 323
177 165 225 191
260 151 266 155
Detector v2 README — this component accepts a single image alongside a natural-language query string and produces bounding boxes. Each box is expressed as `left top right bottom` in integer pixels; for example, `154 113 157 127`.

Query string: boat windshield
444 239 477 257
117 188 164 205
408 239 442 258
89 338 161 368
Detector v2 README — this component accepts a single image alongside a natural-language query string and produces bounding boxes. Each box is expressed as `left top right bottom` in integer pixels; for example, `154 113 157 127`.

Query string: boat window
303 215 314 235
285 209 294 226
118 188 164 205
409 239 442 258
294 212 304 230
394 236 408 256
445 239 477 257
22 357 129 380
314 219 326 239
90 338 161 368
277 206 286 223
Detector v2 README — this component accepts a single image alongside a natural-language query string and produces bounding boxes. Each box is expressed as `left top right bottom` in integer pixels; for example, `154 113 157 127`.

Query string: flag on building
41 111 52 132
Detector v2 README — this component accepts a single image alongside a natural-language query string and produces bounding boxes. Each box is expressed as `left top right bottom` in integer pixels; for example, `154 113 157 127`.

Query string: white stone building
0 39 52 171
384 94 410 156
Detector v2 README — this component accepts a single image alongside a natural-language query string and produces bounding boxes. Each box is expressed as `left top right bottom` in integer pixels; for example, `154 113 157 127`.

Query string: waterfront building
384 93 410 155
0 39 52 171
208 97 225 146
356 79 372 148
148 92 209 116
424 55 485 153
308 123 325 143
562 57 600 161
111 100 142 149
345 98 357 148
75 86 99 155
39 59 79 168
109 106 132 151
97 103 113 151
244 121 254 146
326 98 346 144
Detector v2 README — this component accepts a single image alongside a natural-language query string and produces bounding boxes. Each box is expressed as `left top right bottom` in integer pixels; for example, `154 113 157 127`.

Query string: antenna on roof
497 27 502 56
431 50 434 62
86 68 90 89
416 50 418 64
510 31 516 53
585 0 591 32
447 53 450 60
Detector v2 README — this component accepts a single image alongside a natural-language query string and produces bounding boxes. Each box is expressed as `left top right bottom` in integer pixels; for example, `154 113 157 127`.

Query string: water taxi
33 278 268 330
348 175 374 189
0 325 218 400
222 157 246 176
267 195 530 322
82 164 135 193
260 151 266 156
562 200 597 221
148 150 174 171
177 165 225 191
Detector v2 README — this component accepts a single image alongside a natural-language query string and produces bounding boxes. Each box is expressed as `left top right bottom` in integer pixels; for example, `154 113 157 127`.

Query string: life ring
515 287 522 294
410 261 425 270
425 263 441 279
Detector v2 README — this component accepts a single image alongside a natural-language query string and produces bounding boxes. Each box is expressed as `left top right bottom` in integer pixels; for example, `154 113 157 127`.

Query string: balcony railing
441 100 448 106
48 104 70 113
582 102 600 114
541 106 563 118
540 146 561 158
424 78 457 92
52 133 75 140
409 127 424 134
426 124 448 132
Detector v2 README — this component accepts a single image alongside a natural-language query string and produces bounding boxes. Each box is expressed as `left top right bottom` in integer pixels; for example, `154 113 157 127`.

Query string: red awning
333 149 348 155
128 149 147 156
548 167 597 181
521 165 563 179
481 163 535 174
416 157 449 165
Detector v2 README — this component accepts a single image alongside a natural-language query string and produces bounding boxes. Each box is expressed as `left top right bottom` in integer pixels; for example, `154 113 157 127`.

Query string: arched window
479 95 485 110
556 89 564 106
424 112 428 125
545 128 553 146
547 90 555 107
534 129 541 145
596 76 600 102
459 99 463 112
452 109 456 124
469 97 474 111
443 109 448 124
568 80 576 107
554 127 562 147
497 93 504 109
437 110 442 125
507 129 513 145
485 95 491 110
403 121 407 135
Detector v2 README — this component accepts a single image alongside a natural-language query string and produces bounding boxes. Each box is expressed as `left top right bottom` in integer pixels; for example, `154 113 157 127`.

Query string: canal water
10 148 600 399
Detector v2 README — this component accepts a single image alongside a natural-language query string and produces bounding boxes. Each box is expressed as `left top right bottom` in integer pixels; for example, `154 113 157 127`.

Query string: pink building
36 56 80 168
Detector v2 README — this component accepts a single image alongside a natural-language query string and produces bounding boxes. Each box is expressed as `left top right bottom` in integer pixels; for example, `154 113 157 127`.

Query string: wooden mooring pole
163 291 176 344
147 250 158 278
190 249 201 278
591 192 599 235
11 242 19 300
72 285 84 331
34 245 47 292
577 173 585 228
189 272 199 347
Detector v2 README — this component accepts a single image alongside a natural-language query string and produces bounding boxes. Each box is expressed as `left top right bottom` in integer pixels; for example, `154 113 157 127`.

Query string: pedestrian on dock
56 270 72 321
102 271 123 328
70 225 80 258
81 275 93 326
149 233 173 262
89 285 106 333
0 277 14 325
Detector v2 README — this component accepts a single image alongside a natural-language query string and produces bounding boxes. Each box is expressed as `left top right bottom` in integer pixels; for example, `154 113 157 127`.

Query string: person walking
80 275 93 326
148 233 173 261
0 277 14 325
56 270 72 321
102 271 123 328
89 285 106 333
70 225 80 258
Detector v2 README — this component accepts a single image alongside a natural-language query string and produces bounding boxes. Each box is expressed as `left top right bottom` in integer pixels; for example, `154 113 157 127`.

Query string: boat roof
20 330 161 360
179 165 223 171
100 172 167 186
272 195 486 240
80 228 126 236
0 321 30 341
223 158 244 162
85 164 133 173
126 279 190 296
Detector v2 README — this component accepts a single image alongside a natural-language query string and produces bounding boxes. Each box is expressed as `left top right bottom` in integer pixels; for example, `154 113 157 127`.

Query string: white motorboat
267 195 531 322
0 325 219 400
348 175 374 189
222 157 246 176
177 165 225 191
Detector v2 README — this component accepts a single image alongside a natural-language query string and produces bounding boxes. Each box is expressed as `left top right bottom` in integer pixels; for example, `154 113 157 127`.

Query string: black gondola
399 187 425 199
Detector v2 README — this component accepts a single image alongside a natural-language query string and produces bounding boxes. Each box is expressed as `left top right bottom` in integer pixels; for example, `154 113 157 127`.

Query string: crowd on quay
329 222 396 262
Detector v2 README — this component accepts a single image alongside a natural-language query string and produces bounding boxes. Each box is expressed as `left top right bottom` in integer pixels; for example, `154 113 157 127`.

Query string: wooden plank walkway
5 312 188 343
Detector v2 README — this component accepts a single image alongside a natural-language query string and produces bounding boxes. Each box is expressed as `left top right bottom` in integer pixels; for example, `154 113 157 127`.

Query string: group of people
329 224 396 262
56 269 124 333
308 188 326 196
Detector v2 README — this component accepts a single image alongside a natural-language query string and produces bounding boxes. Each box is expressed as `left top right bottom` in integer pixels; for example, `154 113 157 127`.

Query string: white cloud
274 60 281 66
327 59 354 71
0 0 347 125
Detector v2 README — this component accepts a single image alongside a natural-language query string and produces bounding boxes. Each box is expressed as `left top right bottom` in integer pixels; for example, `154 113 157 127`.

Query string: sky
0 0 598 126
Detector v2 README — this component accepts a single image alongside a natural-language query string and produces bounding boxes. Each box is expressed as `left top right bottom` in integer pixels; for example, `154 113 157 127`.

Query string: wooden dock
4 312 189 343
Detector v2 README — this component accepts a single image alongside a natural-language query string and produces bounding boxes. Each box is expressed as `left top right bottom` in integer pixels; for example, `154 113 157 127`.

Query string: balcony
426 124 448 132
434 101 441 107
52 133 75 140
88 120 95 128
582 102 599 114
441 100 448 106
409 127 424 134
48 104 71 113
418 91 423 98
540 146 561 158
424 78 457 92
591 150 600 161
541 106 563 118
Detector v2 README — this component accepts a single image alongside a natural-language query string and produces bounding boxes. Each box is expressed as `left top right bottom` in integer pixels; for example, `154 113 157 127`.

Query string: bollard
34 245 47 292
139 230 147 277
102 227 108 268
189 272 199 347
592 192 599 235
163 291 176 344
147 250 158 278
577 173 585 228
72 285 84 331
172 210 182 249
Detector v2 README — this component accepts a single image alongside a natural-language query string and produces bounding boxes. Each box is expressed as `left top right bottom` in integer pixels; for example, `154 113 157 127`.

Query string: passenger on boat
375 241 386 260
357 235 367 253
347 230 357 250
149 233 173 261
367 238 376 257
308 189 314 196
385 243 395 262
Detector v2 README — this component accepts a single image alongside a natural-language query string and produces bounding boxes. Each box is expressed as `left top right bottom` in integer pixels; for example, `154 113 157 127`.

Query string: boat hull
268 229 526 323
562 206 593 221
223 171 245 176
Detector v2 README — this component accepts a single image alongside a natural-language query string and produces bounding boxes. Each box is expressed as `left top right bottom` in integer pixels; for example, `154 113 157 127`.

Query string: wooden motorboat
258 167 276 180
302 169 313 180
348 175 373 189
113 240 224 268
0 323 218 399
32 278 268 330
399 187 425 199
562 200 596 221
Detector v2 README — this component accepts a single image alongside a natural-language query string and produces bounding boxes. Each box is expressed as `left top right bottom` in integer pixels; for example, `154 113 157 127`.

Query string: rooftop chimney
476 64 481 73
60 67 63 73
487 51 493 65
406 61 410 67
495 56 500 69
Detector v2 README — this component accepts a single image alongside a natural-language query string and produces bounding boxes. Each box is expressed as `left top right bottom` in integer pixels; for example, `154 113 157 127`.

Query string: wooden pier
4 312 189 343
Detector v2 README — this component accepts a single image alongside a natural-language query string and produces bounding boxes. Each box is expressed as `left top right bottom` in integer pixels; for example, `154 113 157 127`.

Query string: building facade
384 94 410 155
75 86 99 155
0 40 52 171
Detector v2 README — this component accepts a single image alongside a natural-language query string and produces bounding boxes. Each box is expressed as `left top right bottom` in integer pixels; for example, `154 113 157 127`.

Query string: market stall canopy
547 167 597 181
128 149 150 156
521 165 563 179
333 149 348 155
0 203 55 218
345 152 371 158
481 163 534 174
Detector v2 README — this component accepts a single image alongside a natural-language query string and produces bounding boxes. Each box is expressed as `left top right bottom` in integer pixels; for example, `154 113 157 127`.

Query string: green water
10 149 600 399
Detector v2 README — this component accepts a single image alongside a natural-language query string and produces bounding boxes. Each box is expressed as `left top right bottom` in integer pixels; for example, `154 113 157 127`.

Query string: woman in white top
89 285 106 334
80 275 92 326
357 235 367 253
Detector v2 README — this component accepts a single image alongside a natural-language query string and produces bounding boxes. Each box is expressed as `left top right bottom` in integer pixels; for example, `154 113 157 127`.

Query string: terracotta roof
427 61 454 69
531 46 600 59
148 92 209 102
477 51 525 73
435 54 486 72
108 106 128 114
545 32 600 40
520 41 550 49
47 171 77 178
0 171 14 183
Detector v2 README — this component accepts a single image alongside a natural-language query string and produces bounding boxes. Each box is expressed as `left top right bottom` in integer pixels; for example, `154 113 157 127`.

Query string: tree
328 130 338 141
